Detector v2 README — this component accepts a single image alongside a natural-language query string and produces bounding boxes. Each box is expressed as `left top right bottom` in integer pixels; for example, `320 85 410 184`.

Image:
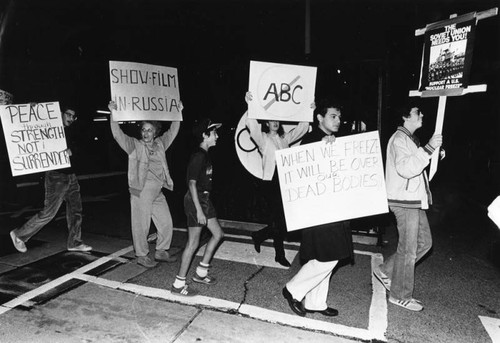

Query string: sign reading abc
248 61 316 122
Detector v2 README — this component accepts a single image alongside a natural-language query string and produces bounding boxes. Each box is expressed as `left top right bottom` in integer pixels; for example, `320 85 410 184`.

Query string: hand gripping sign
248 61 316 122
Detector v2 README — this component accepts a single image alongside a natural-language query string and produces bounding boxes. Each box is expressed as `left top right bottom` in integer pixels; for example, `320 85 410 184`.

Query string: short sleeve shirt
186 148 213 192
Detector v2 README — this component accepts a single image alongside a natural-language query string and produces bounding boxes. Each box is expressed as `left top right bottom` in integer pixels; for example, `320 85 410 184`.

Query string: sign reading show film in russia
0 102 70 176
275 131 388 232
109 61 182 121
248 61 316 122
419 13 477 94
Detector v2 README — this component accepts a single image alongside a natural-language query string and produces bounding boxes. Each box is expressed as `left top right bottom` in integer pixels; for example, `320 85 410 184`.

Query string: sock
173 276 186 289
196 262 210 278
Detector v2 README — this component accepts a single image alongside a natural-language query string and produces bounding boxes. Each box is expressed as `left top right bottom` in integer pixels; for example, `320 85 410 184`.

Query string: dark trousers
13 171 83 249
254 174 287 258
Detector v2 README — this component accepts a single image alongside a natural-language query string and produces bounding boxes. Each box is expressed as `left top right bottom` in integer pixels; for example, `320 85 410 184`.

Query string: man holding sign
374 104 442 312
283 98 353 317
10 106 92 253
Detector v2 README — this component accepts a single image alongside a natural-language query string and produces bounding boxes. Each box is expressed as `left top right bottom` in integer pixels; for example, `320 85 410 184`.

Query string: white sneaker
389 297 424 311
68 243 92 252
10 230 27 253
373 267 391 292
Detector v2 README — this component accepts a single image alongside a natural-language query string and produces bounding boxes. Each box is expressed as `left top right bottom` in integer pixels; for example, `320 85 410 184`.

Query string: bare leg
200 218 224 265
177 226 202 278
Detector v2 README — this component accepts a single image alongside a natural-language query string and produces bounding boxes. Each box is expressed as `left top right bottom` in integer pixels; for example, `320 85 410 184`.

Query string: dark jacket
298 126 354 263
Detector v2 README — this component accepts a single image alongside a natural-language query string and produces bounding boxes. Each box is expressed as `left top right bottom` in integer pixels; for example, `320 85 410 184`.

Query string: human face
403 107 423 132
204 129 219 148
141 123 156 143
266 120 280 134
318 107 341 134
62 109 77 127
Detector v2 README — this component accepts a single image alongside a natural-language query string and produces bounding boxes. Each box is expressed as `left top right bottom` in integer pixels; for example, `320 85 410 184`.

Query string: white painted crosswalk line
480 316 500 343
196 240 298 269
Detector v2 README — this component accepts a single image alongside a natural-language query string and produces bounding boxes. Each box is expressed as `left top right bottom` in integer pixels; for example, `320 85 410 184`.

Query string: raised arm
159 121 181 150
285 121 310 145
108 101 136 154
159 100 183 150
244 91 265 150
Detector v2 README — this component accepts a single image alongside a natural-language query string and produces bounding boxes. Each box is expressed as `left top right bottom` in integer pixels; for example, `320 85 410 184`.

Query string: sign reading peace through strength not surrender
0 102 70 177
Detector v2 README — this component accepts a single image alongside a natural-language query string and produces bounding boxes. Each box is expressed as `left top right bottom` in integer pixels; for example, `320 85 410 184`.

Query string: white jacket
385 126 435 209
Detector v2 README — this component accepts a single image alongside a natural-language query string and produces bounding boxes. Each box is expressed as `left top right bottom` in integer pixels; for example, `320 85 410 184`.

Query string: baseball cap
192 118 222 138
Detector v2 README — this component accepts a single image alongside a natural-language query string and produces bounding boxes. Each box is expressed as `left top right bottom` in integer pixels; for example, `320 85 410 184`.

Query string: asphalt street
0 173 499 343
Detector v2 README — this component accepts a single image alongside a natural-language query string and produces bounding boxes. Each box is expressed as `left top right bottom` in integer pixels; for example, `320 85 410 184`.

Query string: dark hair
313 98 343 126
395 99 420 121
261 120 285 137
60 104 76 114
139 121 162 137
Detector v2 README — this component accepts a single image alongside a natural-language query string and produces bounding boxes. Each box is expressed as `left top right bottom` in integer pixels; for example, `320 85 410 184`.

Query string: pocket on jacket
406 177 421 193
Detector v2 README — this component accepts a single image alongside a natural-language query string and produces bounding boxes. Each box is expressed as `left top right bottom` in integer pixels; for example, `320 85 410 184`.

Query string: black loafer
305 307 339 317
282 287 306 317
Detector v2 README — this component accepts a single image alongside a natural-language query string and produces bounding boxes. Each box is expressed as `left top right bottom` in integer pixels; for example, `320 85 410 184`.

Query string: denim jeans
130 178 173 257
381 206 432 301
13 171 83 249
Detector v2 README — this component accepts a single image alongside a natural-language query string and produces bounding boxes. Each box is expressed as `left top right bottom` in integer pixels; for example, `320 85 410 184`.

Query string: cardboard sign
0 102 70 176
418 13 477 96
109 61 182 121
275 131 388 232
248 61 316 122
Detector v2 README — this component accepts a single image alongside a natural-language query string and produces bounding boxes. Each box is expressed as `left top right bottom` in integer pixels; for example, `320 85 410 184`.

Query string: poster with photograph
0 102 70 176
275 131 388 232
418 13 476 94
109 61 182 121
248 61 316 122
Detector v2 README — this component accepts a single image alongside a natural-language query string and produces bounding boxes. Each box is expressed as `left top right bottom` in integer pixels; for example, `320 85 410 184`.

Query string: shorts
184 191 217 227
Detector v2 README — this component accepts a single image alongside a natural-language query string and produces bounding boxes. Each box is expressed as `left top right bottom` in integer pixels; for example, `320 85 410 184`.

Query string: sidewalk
0 229 364 343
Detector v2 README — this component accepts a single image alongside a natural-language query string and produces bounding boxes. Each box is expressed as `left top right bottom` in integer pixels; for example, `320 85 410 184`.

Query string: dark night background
0 0 498 243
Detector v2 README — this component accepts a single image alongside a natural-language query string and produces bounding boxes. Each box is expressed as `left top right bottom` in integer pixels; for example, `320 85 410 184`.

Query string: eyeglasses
141 128 154 133
64 112 78 121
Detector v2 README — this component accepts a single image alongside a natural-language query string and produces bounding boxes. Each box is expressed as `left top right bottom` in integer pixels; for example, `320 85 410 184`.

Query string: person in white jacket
374 105 442 312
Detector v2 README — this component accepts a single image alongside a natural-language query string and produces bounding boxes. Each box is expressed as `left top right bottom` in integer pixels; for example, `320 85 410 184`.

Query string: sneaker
10 230 27 253
192 274 217 285
67 243 93 252
171 284 198 297
136 255 158 268
389 297 424 311
154 250 177 263
373 267 391 292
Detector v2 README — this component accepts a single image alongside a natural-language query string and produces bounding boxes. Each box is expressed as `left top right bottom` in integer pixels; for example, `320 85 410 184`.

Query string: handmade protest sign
248 61 316 122
109 61 182 121
418 12 476 96
0 102 70 176
275 131 388 232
